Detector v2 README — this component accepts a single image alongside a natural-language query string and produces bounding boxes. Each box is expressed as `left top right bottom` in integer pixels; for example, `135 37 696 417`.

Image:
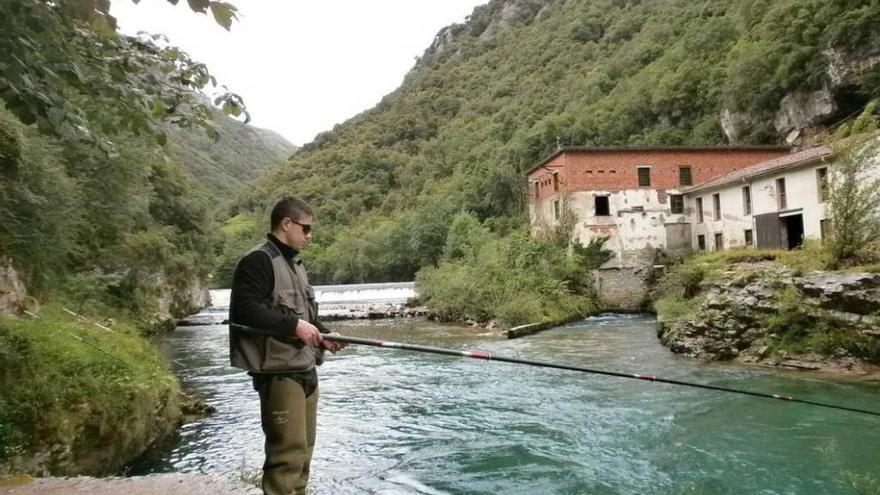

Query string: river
131 285 880 494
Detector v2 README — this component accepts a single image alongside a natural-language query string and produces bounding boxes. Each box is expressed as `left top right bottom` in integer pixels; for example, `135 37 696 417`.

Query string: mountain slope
230 0 880 284
168 111 297 199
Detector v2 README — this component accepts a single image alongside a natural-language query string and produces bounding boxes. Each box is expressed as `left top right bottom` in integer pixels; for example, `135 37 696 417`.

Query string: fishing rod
322 334 880 418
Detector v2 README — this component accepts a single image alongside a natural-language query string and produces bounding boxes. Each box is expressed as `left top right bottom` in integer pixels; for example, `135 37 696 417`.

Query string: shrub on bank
0 305 182 475
416 225 611 328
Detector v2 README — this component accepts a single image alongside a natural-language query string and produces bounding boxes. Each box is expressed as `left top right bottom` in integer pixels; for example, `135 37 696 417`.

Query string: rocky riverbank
655 260 880 375
0 474 258 495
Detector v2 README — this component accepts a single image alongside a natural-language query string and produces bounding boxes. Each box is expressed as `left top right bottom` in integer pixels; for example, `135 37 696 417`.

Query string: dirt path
0 474 261 495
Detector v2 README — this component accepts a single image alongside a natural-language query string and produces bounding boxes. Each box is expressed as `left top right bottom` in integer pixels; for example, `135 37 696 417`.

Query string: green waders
257 375 318 495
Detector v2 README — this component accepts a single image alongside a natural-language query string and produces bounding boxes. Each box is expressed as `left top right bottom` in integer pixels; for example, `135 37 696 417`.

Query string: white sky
110 0 486 146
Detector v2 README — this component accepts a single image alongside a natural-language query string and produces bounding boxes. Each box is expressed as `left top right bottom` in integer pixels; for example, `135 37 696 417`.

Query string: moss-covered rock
654 257 880 371
0 306 183 476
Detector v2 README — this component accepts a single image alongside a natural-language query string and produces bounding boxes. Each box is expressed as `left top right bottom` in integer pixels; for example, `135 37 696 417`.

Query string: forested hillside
167 110 297 198
226 0 880 286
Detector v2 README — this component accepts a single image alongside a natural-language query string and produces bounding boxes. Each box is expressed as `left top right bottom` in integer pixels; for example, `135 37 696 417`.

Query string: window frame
776 177 787 210
637 166 651 187
594 195 611 216
679 166 693 186
712 193 721 221
670 194 684 214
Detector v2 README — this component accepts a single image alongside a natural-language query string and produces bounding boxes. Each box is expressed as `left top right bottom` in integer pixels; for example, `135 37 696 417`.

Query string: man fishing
229 196 346 495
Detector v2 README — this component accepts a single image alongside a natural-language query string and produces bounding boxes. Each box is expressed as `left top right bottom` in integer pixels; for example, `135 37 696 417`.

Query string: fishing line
321 334 880 418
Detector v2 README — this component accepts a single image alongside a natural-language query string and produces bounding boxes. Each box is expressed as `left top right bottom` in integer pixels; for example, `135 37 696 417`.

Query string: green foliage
417 228 609 327
0 108 216 317
0 305 180 469
826 137 880 266
0 0 244 147
229 0 880 284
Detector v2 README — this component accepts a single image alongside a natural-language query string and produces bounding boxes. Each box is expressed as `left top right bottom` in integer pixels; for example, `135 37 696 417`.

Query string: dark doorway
781 214 804 249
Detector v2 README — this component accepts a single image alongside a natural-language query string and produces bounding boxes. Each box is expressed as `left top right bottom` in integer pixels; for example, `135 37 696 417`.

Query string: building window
670 194 684 214
712 193 721 220
595 196 610 216
820 219 831 240
817 167 829 202
744 229 754 247
554 200 560 220
696 197 704 223
679 166 693 186
776 178 787 210
697 234 706 251
552 172 560 192
637 167 651 187
742 186 752 216
714 232 724 251
533 182 539 198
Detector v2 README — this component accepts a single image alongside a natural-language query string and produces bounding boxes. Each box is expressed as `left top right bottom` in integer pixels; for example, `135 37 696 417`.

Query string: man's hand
320 333 347 353
294 320 323 345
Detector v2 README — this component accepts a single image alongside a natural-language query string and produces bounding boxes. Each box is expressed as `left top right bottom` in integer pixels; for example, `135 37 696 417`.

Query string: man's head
270 197 314 251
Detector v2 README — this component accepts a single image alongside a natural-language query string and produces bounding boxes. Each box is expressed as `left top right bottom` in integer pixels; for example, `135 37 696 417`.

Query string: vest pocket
278 288 307 316
262 336 315 372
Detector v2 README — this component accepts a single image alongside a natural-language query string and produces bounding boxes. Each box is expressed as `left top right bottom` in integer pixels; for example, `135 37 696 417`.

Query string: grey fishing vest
229 240 323 373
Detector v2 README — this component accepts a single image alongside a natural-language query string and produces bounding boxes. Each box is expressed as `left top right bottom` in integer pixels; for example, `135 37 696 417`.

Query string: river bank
653 250 880 376
0 473 258 495
0 305 198 477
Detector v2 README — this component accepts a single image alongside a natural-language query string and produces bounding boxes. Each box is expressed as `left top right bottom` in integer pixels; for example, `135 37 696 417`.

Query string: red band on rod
468 351 492 360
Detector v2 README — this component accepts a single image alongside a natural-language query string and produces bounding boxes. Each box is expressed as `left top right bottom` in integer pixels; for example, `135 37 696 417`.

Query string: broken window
714 232 724 251
595 196 610 216
696 197 704 223
697 234 706 250
742 186 752 216
554 199 560 220
670 194 684 214
713 193 721 220
744 229 753 247
552 171 560 192
817 167 829 202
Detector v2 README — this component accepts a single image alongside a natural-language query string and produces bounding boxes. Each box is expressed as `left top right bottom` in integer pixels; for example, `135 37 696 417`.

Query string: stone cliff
656 262 880 373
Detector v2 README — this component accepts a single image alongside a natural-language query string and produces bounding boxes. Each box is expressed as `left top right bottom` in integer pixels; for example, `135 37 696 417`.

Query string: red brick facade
527 147 790 201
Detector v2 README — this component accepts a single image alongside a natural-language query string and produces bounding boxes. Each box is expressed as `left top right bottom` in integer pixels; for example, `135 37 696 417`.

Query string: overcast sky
110 0 486 146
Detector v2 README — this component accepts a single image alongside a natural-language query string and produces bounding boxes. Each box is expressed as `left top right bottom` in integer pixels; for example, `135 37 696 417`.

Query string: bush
417 227 609 327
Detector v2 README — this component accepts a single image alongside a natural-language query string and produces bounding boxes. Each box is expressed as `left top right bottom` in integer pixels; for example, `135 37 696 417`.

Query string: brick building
526 146 791 309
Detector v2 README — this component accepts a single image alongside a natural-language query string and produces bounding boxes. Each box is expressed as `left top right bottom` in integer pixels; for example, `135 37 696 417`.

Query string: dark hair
270 197 314 230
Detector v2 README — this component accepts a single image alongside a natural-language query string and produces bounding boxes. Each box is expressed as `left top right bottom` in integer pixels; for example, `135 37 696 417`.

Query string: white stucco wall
689 161 832 250
529 189 690 267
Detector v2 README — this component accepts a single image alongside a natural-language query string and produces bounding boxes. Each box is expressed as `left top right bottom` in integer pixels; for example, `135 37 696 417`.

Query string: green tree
0 0 245 148
827 137 880 266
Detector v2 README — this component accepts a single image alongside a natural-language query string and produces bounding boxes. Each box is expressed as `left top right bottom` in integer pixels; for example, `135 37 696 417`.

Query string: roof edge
685 151 833 194
523 145 791 176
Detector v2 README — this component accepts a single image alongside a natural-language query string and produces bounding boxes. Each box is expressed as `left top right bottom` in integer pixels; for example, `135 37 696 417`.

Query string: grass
0 304 181 475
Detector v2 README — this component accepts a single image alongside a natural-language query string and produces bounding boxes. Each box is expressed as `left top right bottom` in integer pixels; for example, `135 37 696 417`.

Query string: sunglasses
287 218 312 234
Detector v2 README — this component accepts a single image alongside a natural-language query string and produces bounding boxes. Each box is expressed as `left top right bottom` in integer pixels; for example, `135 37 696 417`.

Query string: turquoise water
137 314 880 494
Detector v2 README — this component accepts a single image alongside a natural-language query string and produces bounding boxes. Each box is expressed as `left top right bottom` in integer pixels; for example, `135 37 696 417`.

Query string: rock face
722 41 880 144
0 258 27 316
656 265 880 371
774 87 836 144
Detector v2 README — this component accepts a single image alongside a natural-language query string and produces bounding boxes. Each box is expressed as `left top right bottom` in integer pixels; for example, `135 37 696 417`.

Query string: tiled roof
685 145 833 193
